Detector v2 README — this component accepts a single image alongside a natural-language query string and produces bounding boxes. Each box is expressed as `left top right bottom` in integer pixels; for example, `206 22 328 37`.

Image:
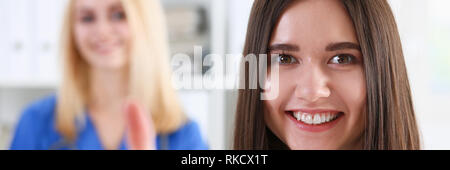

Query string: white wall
389 0 450 149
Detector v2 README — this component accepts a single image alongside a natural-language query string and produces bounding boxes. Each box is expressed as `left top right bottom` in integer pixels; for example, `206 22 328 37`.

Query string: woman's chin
284 137 342 150
89 57 128 71
91 62 127 72
287 143 339 150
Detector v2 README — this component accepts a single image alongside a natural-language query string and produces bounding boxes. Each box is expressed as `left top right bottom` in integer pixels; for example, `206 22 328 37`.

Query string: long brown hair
234 0 421 150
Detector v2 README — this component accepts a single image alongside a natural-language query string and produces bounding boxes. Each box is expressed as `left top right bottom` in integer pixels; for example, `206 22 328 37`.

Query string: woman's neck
88 67 128 115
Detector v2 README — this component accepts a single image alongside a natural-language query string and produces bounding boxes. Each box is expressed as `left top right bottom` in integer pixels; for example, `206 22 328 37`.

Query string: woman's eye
328 54 356 65
277 54 298 65
81 15 94 23
111 11 126 21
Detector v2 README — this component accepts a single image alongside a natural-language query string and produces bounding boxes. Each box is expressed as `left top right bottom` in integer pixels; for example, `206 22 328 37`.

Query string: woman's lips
94 45 116 55
285 110 344 133
93 42 120 55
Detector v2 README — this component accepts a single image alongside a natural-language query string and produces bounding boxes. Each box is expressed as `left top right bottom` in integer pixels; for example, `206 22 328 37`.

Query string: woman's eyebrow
325 42 361 51
110 2 124 11
268 44 300 52
75 5 94 15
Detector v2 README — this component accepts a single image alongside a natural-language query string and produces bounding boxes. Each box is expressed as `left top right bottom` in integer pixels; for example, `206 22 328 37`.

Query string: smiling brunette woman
234 0 421 150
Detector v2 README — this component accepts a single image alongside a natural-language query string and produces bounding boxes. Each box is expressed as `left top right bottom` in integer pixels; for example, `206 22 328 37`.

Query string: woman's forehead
74 0 122 11
270 0 359 48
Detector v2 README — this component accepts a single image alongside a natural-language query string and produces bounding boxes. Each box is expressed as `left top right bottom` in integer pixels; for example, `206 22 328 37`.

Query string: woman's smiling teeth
292 112 341 125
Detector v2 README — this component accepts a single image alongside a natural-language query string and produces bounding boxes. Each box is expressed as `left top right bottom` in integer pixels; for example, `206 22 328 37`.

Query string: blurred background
0 0 449 150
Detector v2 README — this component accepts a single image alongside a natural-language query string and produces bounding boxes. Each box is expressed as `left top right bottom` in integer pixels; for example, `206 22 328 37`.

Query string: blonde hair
57 0 186 141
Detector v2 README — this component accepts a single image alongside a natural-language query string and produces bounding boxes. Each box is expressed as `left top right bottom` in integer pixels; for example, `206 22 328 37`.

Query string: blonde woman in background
10 0 208 150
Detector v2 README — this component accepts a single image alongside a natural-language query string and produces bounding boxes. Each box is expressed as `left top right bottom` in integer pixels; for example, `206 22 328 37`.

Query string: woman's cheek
264 68 296 107
346 69 366 113
331 68 366 132
263 69 298 140
263 70 283 134
74 25 93 60
115 23 130 50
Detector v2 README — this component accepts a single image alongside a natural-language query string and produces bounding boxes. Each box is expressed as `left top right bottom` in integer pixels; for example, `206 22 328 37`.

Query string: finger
125 101 154 150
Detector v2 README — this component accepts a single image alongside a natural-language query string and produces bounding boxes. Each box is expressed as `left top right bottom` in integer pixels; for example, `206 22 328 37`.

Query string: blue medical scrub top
9 95 209 150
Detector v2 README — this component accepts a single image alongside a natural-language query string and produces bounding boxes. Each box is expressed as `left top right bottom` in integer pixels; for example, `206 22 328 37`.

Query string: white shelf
0 81 58 89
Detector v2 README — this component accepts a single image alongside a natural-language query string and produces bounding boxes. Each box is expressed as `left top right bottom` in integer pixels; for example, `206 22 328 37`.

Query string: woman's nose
94 20 114 40
294 66 331 102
